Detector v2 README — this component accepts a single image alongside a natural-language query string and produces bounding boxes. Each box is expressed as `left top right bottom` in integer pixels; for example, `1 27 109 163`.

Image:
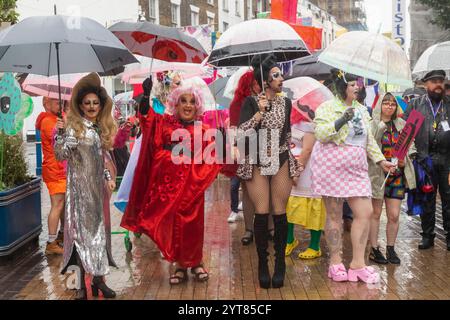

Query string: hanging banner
392 0 406 49
289 24 323 51
271 0 298 24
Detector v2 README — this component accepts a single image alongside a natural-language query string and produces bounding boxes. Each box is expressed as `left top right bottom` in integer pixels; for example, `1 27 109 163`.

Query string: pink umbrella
22 73 86 100
121 56 209 84
283 76 334 123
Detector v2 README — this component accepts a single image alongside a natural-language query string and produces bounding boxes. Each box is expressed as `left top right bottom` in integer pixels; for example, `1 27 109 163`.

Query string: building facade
409 0 450 69
218 0 255 32
139 0 219 29
310 0 366 31
297 0 344 48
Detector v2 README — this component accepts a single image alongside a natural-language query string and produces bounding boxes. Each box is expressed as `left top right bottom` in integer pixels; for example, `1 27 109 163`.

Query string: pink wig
166 85 205 117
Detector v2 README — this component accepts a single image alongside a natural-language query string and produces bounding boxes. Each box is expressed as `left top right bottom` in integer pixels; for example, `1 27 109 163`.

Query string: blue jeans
230 176 240 212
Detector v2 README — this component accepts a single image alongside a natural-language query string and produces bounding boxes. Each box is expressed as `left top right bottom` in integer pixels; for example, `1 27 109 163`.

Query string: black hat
251 54 278 87
421 70 446 82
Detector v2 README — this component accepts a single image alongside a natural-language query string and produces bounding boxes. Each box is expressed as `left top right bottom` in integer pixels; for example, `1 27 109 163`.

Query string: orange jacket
35 112 66 183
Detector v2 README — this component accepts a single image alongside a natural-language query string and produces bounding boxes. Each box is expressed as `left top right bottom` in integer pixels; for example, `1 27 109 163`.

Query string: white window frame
148 0 159 24
207 11 215 31
223 0 229 12
190 5 200 26
235 0 241 17
191 11 199 26
171 0 181 27
207 0 214 5
257 0 262 13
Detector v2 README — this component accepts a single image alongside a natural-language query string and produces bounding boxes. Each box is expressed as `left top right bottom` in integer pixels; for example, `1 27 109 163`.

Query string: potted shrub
0 72 41 257
0 133 42 257
0 0 19 28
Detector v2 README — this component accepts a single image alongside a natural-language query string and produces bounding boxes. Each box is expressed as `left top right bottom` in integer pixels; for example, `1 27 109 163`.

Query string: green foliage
417 0 450 30
0 0 19 24
0 132 32 190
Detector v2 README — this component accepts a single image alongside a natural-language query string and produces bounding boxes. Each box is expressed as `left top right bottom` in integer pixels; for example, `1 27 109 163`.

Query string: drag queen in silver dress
55 73 118 300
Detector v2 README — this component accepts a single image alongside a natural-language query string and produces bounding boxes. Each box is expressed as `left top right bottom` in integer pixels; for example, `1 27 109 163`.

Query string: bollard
35 130 42 176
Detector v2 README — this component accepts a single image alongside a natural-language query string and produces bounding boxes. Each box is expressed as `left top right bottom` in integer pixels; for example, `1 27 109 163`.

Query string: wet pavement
1 143 449 300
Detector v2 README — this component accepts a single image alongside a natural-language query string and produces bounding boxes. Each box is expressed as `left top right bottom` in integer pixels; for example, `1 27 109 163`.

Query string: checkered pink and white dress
311 143 372 198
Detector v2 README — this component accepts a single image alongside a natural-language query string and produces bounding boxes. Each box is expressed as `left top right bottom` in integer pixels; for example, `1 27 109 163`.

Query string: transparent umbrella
318 31 412 87
283 76 335 123
412 41 450 81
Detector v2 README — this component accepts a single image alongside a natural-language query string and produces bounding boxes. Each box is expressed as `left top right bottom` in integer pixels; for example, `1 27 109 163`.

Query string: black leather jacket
404 94 450 161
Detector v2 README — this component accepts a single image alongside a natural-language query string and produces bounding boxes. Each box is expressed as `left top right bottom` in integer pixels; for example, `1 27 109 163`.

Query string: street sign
392 0 406 49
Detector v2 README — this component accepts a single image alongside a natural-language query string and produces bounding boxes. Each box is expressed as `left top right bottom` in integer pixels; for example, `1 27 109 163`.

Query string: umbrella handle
149 36 158 77
260 63 265 96
55 42 64 135
380 171 390 190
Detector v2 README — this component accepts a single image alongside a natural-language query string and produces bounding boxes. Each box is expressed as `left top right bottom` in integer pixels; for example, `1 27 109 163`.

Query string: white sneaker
227 211 240 223
237 202 243 211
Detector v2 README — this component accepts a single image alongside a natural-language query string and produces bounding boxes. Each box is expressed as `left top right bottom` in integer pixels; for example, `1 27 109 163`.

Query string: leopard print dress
236 95 301 180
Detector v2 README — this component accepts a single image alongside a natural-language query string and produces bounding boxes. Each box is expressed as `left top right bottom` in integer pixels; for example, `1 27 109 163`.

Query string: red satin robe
121 108 221 268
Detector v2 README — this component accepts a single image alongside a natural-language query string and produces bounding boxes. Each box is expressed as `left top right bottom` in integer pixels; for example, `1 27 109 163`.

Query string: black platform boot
74 254 87 300
254 214 270 289
92 276 116 298
272 214 288 288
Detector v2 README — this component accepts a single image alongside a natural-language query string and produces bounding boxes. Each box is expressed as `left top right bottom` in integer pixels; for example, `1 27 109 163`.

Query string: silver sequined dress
55 118 116 276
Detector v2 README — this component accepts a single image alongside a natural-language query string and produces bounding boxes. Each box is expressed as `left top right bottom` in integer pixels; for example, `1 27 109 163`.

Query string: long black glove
142 77 153 96
334 107 355 132
138 77 153 116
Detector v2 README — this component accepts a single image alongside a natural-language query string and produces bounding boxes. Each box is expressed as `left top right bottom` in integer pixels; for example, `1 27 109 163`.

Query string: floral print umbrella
109 21 208 64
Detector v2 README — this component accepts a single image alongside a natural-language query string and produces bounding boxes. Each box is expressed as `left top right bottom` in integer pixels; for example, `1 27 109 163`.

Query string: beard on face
427 88 444 101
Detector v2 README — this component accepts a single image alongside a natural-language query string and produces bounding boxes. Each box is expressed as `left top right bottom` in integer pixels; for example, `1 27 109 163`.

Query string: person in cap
445 83 450 97
237 54 302 289
55 73 118 300
404 69 450 251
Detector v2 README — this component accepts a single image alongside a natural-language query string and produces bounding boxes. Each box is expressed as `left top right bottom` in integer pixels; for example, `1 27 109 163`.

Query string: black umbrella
283 50 332 81
207 19 310 67
0 15 138 115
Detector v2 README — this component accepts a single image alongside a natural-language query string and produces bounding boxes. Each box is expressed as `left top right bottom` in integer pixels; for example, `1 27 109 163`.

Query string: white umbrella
412 41 450 81
318 31 412 87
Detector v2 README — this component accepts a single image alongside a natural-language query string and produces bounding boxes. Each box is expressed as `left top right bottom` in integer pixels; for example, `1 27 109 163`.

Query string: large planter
0 177 42 256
